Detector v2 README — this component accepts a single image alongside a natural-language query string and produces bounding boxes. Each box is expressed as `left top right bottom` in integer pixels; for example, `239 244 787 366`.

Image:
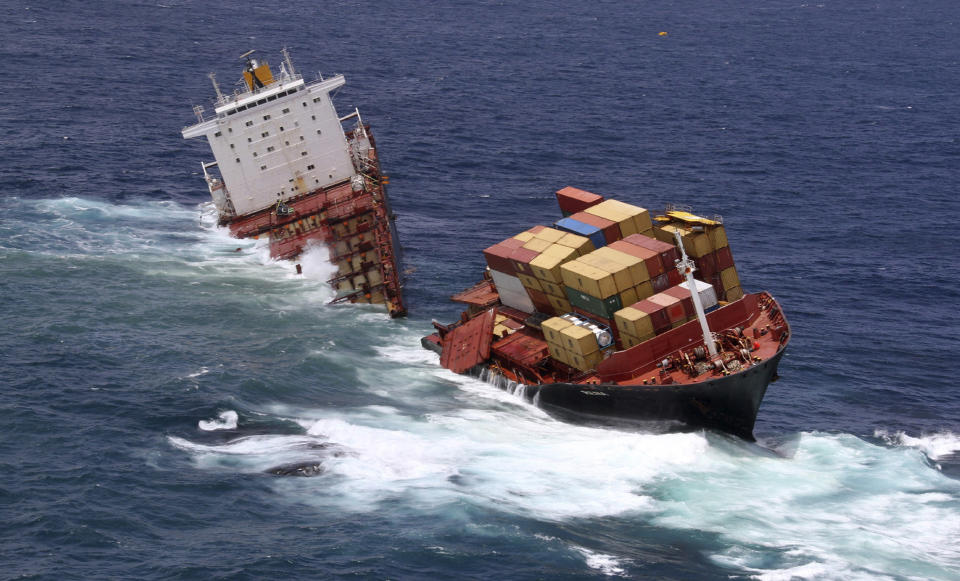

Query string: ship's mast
674 230 718 358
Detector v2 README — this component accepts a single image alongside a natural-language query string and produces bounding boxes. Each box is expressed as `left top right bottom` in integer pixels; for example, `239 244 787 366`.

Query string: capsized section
440 308 497 373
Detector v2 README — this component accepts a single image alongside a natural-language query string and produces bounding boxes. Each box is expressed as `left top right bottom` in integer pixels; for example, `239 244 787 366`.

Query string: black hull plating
422 336 785 440
524 348 784 440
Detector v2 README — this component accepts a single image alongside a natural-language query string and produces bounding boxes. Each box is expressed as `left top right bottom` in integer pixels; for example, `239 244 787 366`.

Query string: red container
500 237 525 250
609 240 665 278
570 211 621 244
526 225 546 236
633 299 671 333
715 245 734 270
509 247 540 276
662 286 695 319
483 243 517 275
623 233 680 267
648 293 686 325
556 186 604 215
695 251 718 279
526 288 554 315
651 272 671 292
667 268 683 287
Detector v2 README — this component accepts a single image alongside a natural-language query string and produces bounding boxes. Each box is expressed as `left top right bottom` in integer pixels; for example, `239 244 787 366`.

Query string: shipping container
521 237 552 254
578 253 634 293
555 232 595 256
633 299 672 333
542 316 573 344
533 227 567 244
569 211 621 245
555 186 604 215
529 245 577 283
648 293 687 325
609 240 664 278
560 323 600 355
516 272 543 292
593 246 650 285
715 245 735 270
554 217 607 249
720 266 741 291
546 294 572 314
622 233 680 266
586 199 653 235
726 285 745 301
508 247 540 276
678 278 719 311
614 306 655 339
560 260 618 299
564 286 623 319
567 350 603 372
482 242 517 275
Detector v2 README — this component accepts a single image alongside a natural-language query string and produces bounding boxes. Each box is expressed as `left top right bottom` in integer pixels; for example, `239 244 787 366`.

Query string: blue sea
3 1 959 579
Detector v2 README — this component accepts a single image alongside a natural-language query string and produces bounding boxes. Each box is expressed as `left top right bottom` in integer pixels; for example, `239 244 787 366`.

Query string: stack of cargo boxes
612 279 720 349
329 213 387 304
482 226 594 315
541 315 609 372
653 213 743 302
485 188 747 367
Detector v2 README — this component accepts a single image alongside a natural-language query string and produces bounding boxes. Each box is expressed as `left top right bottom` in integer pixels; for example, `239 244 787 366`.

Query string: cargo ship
182 50 406 317
422 187 789 440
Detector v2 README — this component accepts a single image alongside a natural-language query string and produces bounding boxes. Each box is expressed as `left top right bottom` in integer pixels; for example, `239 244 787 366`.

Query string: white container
679 278 718 310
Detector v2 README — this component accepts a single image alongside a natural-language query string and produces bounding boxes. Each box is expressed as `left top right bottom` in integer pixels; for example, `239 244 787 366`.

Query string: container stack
541 314 613 372
611 278 719 349
653 211 743 301
482 226 594 314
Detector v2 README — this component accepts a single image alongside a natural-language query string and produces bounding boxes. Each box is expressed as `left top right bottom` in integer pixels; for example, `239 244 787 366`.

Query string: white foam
198 410 238 431
875 429 960 461
170 402 960 579
573 547 628 577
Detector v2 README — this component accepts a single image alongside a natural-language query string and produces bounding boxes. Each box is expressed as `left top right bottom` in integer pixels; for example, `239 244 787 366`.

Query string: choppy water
2 1 959 579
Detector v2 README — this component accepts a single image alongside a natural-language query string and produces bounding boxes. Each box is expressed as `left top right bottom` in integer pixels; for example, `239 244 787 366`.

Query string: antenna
208 72 224 102
282 47 296 77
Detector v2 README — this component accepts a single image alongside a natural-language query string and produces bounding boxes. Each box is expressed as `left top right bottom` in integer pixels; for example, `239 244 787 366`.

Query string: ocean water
2 1 959 579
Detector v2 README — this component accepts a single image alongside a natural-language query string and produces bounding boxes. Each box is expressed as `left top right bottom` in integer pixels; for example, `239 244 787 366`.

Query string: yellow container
513 231 535 242
720 266 740 290
547 294 572 313
542 317 573 344
522 237 552 254
620 331 654 349
614 306 655 339
620 286 639 307
547 342 569 364
561 324 599 355
540 280 565 297
579 254 633 293
659 224 712 258
593 246 650 285
560 260 617 299
592 199 653 233
556 232 595 256
708 225 728 250
530 245 577 283
635 280 654 301
533 227 566 244
568 349 603 372
517 273 543 292
726 285 744 301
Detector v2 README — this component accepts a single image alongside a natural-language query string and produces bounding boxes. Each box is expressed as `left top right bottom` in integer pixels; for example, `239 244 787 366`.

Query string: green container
564 286 623 319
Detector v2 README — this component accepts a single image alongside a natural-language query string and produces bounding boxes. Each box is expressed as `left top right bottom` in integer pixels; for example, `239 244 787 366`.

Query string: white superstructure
183 50 368 219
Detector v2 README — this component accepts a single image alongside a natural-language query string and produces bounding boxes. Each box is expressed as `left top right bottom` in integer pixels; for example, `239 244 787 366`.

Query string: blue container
554 217 606 249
